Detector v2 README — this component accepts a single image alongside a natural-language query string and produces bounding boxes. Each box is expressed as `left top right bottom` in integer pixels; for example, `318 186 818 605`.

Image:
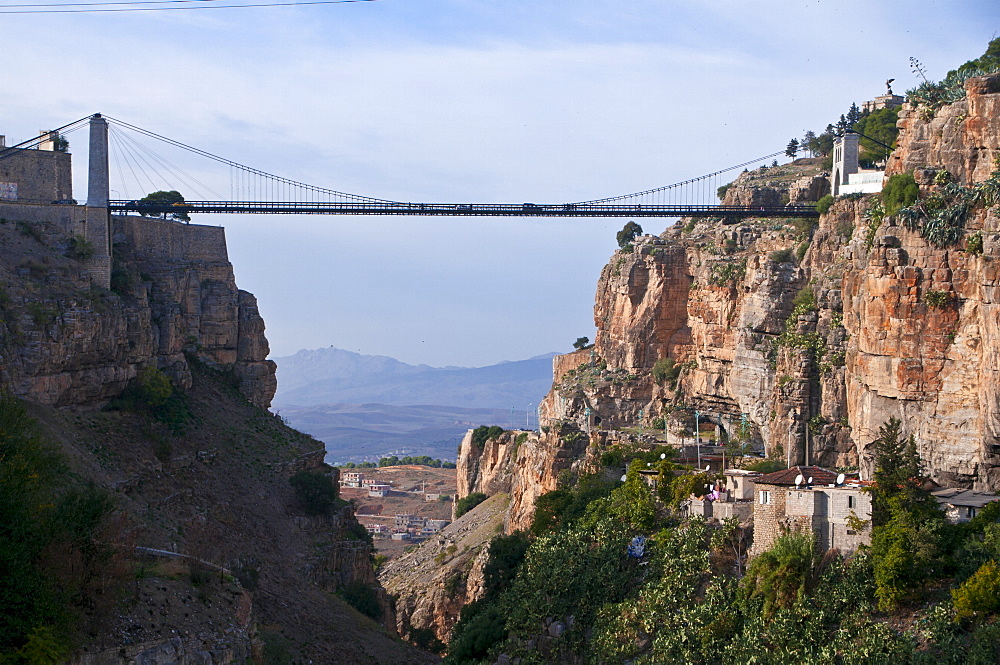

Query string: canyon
386 72 1000 648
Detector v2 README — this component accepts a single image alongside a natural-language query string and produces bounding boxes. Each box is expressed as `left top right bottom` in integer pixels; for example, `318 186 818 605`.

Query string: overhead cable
0 0 377 13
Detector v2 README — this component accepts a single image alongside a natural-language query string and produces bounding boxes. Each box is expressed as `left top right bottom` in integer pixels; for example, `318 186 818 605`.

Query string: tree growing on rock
616 221 642 248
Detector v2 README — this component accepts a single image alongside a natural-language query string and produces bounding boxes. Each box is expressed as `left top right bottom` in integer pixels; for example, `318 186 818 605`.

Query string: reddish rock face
451 78 1000 585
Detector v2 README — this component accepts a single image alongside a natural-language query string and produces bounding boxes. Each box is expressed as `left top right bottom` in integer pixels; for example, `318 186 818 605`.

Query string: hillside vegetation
444 426 1000 664
0 352 435 663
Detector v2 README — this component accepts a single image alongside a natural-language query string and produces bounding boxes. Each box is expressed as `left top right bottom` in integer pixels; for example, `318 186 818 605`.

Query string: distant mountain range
271 348 557 463
272 347 556 409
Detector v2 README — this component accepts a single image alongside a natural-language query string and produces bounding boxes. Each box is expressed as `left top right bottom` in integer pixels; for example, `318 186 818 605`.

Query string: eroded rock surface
0 215 275 408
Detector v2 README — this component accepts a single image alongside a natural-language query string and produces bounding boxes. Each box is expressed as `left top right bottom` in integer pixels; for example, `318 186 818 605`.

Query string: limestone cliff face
453 74 1000 541
0 214 275 408
842 73 1000 488
381 494 509 645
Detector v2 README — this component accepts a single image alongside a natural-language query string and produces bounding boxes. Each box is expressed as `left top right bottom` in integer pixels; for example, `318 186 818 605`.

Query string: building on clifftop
749 466 872 557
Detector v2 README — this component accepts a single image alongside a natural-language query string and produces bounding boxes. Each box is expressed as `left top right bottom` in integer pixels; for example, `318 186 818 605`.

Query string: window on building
848 495 855 509
761 490 771 505
968 507 977 519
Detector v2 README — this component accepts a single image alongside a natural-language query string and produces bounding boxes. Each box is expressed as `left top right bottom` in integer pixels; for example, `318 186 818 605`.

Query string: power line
0 0 377 13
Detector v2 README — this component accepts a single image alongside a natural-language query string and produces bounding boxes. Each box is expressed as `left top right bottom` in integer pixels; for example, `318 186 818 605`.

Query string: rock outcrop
0 214 275 408
381 494 509 645
452 74 1000 546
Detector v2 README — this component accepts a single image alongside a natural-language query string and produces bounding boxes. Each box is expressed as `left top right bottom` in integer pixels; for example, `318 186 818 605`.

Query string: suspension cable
103 115 399 204
572 150 786 205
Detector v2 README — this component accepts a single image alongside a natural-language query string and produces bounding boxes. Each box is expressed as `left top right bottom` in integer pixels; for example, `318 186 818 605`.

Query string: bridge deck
109 201 818 218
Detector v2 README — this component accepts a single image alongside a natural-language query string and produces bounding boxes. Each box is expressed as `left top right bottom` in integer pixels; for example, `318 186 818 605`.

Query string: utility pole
695 410 701 469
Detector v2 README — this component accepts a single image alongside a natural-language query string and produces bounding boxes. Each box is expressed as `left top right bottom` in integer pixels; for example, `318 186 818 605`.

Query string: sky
1 0 998 367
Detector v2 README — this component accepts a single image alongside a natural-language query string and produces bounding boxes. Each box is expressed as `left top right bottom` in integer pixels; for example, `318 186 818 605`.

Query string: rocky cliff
0 210 432 663
381 494 509 648
0 214 275 409
452 73 1000 542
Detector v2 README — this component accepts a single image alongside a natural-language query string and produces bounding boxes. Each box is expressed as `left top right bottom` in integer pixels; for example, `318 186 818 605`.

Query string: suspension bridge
1 114 818 219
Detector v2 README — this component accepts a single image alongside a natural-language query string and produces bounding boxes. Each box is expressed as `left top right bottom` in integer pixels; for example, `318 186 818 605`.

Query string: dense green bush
289 470 338 516
65 235 94 261
707 258 746 287
651 357 682 388
408 627 445 654
923 290 953 309
815 194 834 214
966 233 984 255
0 396 125 658
107 366 191 433
743 458 785 474
953 560 1000 622
530 473 617 535
376 455 454 467
471 425 505 449
455 492 488 518
769 248 795 264
741 531 819 616
882 172 920 215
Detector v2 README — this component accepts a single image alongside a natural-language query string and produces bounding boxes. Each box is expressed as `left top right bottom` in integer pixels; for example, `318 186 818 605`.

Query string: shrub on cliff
289 470 338 516
470 425 505 449
651 357 682 388
815 194 834 215
0 396 127 657
882 172 920 215
455 492 488 518
338 581 381 620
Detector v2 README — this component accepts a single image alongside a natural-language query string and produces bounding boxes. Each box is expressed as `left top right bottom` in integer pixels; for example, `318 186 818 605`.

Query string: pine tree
846 102 862 127
785 138 799 158
802 130 817 156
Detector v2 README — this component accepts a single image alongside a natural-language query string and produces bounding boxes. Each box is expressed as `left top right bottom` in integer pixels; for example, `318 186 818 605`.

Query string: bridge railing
109 200 819 218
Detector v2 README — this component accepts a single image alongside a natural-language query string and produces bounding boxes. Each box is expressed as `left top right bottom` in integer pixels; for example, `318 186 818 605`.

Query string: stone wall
117 215 229 262
751 484 871 556
0 148 72 203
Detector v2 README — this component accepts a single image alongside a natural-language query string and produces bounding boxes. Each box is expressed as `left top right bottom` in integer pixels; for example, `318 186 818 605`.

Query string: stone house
932 488 1000 523
686 469 761 523
750 466 871 557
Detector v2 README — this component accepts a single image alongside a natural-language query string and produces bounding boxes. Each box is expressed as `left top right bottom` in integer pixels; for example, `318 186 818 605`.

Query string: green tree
470 425 505 448
869 418 938 526
854 107 899 166
572 336 590 350
616 221 642 248
846 101 862 127
741 530 819 616
801 130 818 156
947 37 1000 80
867 418 947 609
785 138 799 158
138 190 190 222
